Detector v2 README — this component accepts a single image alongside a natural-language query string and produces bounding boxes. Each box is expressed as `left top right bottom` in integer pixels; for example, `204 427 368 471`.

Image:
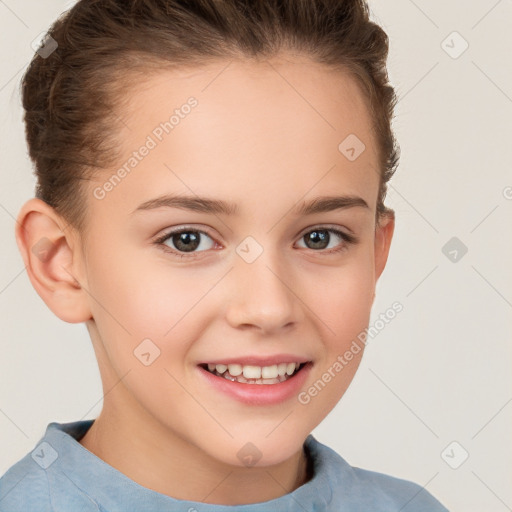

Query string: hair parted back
21 0 400 232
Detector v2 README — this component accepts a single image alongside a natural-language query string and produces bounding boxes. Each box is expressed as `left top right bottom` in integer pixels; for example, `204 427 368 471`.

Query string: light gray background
1 1 511 511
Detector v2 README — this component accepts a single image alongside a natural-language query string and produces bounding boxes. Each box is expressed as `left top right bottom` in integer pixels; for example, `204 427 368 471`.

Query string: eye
153 225 357 259
154 228 216 256
296 227 357 253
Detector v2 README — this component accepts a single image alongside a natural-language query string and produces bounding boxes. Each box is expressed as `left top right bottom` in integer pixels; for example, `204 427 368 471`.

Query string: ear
15 198 92 323
374 212 395 281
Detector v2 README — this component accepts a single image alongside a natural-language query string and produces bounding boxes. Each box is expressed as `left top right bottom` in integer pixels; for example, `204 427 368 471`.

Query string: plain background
1 1 511 510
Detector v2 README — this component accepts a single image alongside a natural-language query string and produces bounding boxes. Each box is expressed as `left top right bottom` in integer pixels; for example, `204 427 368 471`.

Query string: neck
79 406 312 505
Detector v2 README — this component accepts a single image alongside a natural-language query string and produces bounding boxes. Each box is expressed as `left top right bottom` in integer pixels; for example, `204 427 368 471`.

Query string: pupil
174 232 200 252
307 230 329 249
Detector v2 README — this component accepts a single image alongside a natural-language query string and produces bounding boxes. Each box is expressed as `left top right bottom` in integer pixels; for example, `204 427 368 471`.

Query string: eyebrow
131 194 370 216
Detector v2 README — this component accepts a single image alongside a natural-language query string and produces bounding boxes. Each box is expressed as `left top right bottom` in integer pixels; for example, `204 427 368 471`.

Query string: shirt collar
44 419 336 511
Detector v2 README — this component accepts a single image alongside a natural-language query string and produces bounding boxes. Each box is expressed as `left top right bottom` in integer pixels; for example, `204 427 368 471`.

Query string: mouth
197 360 314 405
198 361 310 385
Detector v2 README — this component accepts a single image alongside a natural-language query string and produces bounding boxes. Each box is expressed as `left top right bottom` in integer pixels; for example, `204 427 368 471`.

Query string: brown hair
21 0 399 233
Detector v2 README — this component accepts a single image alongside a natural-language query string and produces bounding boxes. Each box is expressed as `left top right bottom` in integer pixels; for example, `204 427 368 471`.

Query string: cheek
310 253 375 344
301 252 374 413
86 240 200 335
297 266 373 428
85 245 216 373
84 250 199 414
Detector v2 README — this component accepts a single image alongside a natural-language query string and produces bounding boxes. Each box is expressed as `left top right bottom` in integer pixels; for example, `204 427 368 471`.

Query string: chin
211 433 306 469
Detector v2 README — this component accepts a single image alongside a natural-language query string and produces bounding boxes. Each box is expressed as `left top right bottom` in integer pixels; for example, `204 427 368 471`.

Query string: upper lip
199 354 313 367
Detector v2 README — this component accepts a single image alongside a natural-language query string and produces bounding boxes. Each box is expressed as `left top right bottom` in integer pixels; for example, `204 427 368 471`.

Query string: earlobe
14 198 92 323
374 213 395 282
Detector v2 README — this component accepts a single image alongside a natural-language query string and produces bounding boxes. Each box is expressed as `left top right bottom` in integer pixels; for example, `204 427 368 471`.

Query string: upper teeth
207 362 301 379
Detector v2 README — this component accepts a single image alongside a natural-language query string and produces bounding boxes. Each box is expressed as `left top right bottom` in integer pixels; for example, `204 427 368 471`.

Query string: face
73 54 393 468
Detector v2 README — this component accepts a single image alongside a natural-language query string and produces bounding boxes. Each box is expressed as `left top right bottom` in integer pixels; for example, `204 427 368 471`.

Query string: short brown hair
21 0 399 232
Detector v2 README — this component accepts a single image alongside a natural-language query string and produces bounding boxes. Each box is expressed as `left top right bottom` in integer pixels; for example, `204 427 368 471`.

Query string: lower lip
197 363 313 406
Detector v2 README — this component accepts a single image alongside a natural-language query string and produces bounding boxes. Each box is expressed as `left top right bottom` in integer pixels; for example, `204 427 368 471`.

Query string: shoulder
0 433 101 512
0 452 53 512
305 436 449 512
347 465 449 512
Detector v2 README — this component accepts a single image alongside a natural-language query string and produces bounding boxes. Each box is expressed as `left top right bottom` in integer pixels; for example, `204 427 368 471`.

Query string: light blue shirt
0 420 449 511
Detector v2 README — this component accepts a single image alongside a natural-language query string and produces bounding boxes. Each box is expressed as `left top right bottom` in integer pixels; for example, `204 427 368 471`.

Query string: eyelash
153 226 358 259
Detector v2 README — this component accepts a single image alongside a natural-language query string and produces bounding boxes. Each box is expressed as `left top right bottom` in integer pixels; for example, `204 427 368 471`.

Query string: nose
224 248 301 334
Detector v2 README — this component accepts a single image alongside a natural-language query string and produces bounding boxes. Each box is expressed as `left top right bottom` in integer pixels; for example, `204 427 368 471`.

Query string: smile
197 360 313 405
200 362 306 385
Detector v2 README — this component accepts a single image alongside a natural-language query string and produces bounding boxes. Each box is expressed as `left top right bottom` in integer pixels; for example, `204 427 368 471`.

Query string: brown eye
169 231 201 252
303 229 330 250
156 229 215 255
296 227 357 253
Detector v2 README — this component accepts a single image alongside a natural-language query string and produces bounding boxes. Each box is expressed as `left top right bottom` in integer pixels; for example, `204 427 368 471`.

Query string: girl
1 1 448 510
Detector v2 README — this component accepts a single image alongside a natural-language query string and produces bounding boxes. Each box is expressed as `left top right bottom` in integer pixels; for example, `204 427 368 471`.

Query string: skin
15 53 394 505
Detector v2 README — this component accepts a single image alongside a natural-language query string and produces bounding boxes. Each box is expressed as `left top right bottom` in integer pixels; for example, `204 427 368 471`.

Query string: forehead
121 54 375 146
88 54 379 221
